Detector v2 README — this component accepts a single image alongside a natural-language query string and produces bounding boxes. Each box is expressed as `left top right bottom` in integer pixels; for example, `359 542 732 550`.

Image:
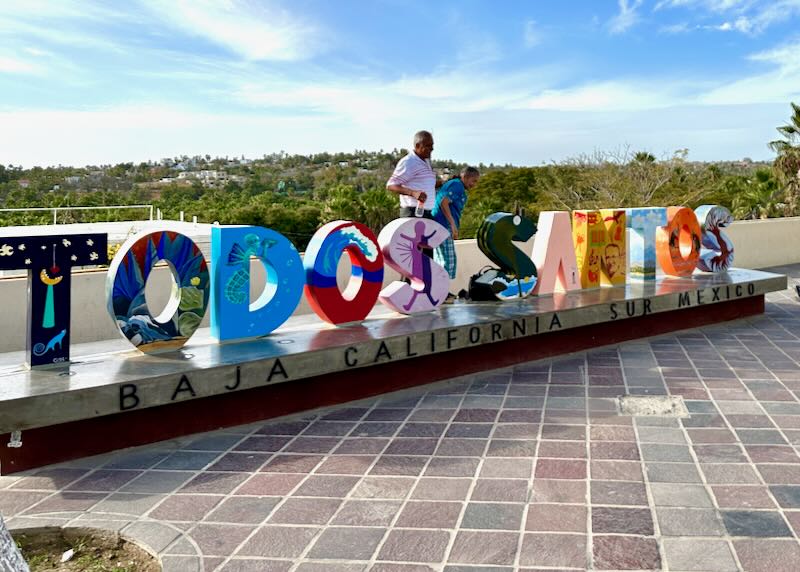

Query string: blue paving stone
721 511 793 537
769 486 800 508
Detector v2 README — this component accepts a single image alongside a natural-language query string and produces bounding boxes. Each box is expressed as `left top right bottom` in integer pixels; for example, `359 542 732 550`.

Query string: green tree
730 170 783 220
361 188 397 234
768 102 800 215
633 151 656 163
321 184 364 222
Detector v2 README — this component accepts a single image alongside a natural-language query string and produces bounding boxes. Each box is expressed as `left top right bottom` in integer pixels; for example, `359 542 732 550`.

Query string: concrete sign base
0 268 786 474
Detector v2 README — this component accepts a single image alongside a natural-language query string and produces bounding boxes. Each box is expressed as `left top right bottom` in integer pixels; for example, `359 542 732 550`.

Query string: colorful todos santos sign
0 205 734 368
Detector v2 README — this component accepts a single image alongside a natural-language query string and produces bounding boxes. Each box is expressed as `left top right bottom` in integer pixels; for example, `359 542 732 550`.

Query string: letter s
378 218 450 314
694 205 734 272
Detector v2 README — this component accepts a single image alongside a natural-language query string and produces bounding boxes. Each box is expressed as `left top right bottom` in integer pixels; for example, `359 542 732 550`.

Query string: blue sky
1 0 799 167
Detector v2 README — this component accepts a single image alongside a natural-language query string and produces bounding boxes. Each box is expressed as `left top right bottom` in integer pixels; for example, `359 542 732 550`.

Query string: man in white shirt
386 130 437 218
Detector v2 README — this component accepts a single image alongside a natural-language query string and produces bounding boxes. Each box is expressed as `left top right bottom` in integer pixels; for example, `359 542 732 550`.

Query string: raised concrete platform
0 268 786 473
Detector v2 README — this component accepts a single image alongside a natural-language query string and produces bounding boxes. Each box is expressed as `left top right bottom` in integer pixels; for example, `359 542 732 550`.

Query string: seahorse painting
224 234 276 304
211 225 305 341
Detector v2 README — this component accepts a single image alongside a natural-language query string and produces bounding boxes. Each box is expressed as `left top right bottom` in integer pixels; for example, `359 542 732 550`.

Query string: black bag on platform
468 266 507 301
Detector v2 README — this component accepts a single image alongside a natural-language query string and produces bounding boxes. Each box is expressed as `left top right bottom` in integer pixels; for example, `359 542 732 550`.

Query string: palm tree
633 151 656 163
768 102 800 215
730 170 783 220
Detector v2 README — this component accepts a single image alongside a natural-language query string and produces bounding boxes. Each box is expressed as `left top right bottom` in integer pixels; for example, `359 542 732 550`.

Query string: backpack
467 265 507 301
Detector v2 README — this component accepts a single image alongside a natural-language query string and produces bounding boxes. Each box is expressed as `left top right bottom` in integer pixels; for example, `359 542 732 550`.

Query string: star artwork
0 234 108 272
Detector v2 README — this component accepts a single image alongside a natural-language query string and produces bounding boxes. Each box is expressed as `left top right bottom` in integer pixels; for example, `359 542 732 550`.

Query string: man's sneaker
443 293 457 304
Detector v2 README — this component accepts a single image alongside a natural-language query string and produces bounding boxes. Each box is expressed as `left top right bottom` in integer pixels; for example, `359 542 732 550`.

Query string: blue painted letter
627 207 667 280
210 225 304 341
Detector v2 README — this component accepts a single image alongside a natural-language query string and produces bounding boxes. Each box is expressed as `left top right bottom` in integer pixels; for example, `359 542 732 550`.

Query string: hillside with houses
0 148 788 250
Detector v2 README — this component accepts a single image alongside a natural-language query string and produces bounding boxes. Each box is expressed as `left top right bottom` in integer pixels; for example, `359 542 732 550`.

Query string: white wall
0 217 796 352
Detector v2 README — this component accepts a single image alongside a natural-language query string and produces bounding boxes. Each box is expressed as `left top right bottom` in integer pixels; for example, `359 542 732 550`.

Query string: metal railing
0 204 154 224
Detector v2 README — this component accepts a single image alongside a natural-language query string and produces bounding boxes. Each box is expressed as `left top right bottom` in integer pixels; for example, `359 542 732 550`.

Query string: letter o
106 230 209 352
656 207 702 277
303 220 384 324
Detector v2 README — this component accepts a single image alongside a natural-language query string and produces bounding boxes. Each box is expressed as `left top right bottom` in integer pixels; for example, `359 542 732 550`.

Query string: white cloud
654 0 755 11
700 39 800 104
139 0 321 61
660 22 691 33
0 1 124 22
520 81 686 112
750 40 800 70
0 102 788 170
0 55 41 75
609 0 644 34
229 64 563 123
523 20 541 47
0 104 416 167
744 1 800 33
654 0 800 34
2 3 799 167
713 15 755 33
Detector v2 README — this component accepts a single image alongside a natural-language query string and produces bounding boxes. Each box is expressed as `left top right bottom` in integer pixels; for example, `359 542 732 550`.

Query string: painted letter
210 225 303 341
379 217 450 314
304 220 384 324
657 207 702 277
532 211 580 295
476 212 538 300
627 207 667 280
0 233 107 367
601 209 627 287
573 209 626 289
694 205 734 272
573 210 603 289
106 230 209 352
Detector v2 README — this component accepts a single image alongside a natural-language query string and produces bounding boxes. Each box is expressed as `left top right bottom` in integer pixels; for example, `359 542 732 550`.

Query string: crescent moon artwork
40 261 62 329
39 269 63 286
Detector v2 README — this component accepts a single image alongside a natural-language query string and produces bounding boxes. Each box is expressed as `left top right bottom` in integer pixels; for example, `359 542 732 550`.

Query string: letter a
532 212 580 295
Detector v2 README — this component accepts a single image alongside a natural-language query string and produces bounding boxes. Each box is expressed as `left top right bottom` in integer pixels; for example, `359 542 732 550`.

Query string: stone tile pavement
4 267 800 571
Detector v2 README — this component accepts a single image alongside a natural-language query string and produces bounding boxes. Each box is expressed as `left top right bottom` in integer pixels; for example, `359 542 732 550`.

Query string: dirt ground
13 527 159 572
